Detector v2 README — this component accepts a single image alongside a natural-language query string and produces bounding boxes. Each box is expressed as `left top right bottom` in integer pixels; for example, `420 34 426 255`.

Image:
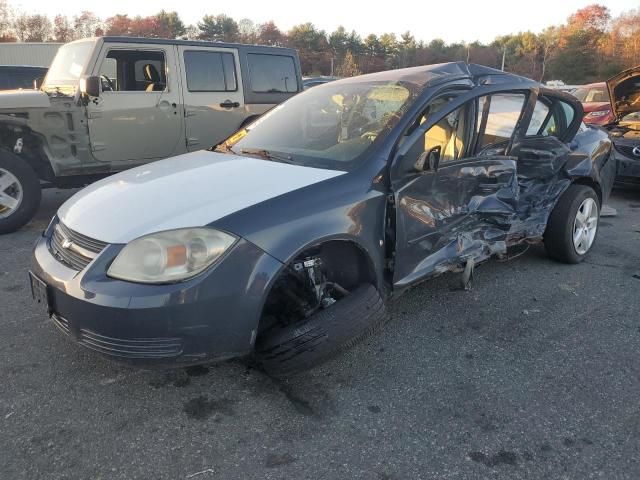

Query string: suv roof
97 36 297 55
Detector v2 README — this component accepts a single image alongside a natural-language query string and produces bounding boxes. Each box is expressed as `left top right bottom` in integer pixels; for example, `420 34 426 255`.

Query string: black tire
544 184 599 264
0 151 42 234
255 283 387 376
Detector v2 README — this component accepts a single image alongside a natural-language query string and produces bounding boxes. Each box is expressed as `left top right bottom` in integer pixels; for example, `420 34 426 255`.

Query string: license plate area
29 271 50 313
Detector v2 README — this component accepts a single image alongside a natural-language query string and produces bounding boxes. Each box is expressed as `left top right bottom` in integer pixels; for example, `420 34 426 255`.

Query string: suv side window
98 50 166 92
476 93 526 149
247 54 297 93
183 51 237 92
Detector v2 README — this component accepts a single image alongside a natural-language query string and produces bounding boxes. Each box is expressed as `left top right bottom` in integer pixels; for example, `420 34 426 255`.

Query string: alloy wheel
0 168 23 219
572 197 598 255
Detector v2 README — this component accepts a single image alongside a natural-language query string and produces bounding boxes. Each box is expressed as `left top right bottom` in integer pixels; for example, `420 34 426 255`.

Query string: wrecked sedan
30 63 615 374
604 65 640 185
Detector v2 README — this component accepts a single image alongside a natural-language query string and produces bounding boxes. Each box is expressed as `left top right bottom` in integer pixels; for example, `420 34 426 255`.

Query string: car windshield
43 41 94 90
220 80 419 171
573 86 610 103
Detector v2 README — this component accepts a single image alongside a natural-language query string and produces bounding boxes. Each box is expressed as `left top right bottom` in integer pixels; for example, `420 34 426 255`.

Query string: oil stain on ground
184 395 237 420
265 452 297 468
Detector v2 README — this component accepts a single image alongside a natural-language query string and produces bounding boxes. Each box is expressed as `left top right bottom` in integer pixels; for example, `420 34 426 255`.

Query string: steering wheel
100 75 115 92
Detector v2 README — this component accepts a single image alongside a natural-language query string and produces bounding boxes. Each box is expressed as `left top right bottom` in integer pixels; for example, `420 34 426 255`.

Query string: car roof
335 62 535 89
0 65 48 70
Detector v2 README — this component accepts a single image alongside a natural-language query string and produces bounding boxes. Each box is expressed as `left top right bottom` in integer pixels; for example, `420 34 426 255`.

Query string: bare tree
13 13 51 42
73 11 102 39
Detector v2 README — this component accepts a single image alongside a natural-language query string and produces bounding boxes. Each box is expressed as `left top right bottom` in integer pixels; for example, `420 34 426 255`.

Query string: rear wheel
0 152 42 234
544 184 599 264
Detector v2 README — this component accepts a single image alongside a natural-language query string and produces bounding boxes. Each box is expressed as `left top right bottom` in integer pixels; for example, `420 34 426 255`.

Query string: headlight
587 109 610 117
107 228 237 284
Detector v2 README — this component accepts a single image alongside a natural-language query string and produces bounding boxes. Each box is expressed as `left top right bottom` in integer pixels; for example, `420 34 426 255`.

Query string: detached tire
0 152 41 234
544 184 599 264
256 284 387 376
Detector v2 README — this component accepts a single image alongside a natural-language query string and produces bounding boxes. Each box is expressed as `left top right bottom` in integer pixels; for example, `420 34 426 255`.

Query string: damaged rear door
391 89 532 288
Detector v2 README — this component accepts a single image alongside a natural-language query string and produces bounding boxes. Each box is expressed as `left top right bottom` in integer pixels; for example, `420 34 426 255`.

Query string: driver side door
392 90 529 288
86 43 185 167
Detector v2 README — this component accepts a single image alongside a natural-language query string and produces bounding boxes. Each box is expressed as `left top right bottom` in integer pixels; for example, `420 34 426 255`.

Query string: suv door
177 46 245 151
392 90 529 288
86 42 184 165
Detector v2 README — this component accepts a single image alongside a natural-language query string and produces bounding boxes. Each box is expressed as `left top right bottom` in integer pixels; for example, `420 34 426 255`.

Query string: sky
7 0 640 43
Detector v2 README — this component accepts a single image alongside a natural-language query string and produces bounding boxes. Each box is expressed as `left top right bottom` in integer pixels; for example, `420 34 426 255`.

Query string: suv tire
0 150 42 234
544 184 599 264
255 283 387 376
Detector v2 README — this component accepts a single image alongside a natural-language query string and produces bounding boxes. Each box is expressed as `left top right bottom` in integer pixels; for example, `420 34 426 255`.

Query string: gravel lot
1 187 640 480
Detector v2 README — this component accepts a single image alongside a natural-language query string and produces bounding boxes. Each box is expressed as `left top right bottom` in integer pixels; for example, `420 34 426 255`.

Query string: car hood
58 151 346 244
607 65 640 119
0 89 51 109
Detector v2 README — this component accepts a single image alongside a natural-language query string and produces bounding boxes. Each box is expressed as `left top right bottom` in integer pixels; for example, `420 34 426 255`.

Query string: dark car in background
0 65 48 90
572 82 615 125
605 66 640 185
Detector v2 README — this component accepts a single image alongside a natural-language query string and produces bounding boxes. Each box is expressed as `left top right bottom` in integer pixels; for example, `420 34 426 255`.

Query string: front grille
49 221 108 271
615 144 640 159
78 329 184 359
51 313 71 336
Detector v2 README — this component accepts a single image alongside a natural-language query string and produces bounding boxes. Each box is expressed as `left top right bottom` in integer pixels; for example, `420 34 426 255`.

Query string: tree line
0 1 638 83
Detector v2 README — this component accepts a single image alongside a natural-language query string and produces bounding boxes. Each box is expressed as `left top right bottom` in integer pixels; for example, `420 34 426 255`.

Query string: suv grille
49 221 108 270
615 144 640 159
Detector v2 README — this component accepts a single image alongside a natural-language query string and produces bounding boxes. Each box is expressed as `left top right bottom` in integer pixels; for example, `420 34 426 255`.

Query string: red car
572 82 615 125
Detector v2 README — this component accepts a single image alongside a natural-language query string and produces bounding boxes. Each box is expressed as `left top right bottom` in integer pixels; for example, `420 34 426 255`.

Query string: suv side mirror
415 146 441 172
80 76 100 98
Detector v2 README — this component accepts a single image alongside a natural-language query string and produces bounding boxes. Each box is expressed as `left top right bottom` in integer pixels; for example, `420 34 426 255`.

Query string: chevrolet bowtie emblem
61 239 73 249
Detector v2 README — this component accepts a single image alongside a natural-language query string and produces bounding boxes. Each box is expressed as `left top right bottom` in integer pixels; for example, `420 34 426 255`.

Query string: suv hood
0 89 51 109
58 150 345 244
607 65 640 119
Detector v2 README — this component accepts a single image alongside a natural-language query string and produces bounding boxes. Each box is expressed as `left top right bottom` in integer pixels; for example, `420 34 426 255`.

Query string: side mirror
33 77 44 90
80 75 100 98
415 146 441 172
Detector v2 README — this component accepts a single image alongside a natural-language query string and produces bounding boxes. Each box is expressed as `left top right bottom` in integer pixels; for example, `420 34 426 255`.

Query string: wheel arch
571 177 602 207
254 235 383 335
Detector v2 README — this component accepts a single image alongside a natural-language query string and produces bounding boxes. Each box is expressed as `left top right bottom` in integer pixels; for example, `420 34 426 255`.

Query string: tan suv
0 37 302 233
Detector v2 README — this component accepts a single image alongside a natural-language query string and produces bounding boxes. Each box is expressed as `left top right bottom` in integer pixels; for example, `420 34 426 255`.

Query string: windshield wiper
213 142 239 155
240 148 294 163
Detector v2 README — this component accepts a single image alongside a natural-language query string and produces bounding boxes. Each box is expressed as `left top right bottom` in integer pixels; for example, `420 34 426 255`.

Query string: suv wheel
544 184 599 264
0 151 42 234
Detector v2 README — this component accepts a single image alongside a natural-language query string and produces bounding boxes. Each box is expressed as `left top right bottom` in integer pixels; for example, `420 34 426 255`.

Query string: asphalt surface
1 187 640 480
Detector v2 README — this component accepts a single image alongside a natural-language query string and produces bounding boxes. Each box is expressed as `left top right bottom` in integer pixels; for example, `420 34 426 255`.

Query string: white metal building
0 43 62 67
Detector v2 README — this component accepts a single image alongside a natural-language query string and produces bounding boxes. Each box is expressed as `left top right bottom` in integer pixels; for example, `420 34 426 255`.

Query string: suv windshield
572 86 610 103
221 80 419 171
43 41 94 91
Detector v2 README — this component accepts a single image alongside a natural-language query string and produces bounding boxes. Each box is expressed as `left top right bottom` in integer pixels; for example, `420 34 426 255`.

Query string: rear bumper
31 232 283 367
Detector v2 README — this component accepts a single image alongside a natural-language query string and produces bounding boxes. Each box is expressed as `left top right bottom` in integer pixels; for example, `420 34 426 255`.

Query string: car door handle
220 101 240 109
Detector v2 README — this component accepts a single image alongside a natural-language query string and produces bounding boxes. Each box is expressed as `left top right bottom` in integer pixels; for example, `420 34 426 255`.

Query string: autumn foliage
0 1 638 83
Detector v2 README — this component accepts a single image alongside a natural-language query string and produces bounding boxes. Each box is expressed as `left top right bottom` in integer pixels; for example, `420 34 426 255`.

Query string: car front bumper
30 230 283 367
